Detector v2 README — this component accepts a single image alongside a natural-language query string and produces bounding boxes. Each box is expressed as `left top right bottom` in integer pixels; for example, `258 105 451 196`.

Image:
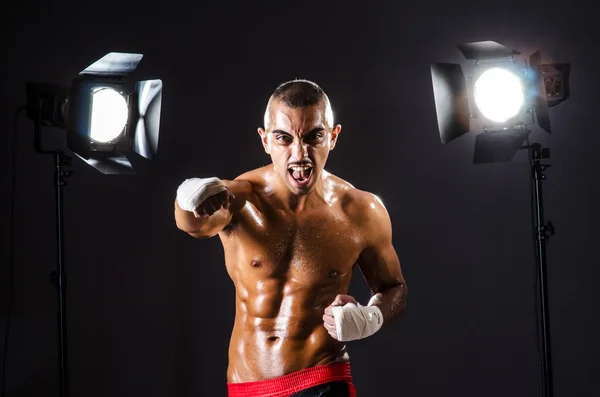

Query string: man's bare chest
222 201 364 282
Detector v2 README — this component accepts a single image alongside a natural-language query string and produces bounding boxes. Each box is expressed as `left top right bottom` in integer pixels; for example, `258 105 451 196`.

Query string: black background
1 1 598 396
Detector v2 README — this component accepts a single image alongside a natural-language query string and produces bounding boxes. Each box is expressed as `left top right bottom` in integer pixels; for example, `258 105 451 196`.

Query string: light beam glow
90 88 128 142
474 67 524 123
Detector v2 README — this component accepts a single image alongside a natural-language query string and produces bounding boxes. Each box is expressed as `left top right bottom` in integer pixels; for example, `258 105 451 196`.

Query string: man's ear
329 124 342 151
258 127 270 154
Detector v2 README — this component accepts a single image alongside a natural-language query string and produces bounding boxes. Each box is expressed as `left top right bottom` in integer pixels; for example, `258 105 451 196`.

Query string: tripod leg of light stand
531 143 554 397
51 150 72 397
32 95 73 397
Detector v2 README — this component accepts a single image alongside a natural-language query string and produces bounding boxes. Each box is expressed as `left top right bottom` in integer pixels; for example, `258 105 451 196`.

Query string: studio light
430 40 570 163
430 41 571 397
18 52 163 397
25 52 163 174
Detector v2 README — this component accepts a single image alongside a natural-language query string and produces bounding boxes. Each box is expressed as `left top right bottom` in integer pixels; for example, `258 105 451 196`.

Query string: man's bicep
355 195 405 293
222 178 252 212
357 240 405 294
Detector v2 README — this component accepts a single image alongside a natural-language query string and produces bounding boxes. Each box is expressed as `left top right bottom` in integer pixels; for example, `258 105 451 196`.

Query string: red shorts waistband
227 362 353 397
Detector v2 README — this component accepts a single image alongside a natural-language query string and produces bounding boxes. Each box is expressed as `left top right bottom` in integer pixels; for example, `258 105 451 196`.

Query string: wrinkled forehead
265 99 333 132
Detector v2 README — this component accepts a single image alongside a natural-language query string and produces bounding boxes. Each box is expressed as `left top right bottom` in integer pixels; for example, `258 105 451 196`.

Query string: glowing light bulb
474 67 524 123
90 88 128 142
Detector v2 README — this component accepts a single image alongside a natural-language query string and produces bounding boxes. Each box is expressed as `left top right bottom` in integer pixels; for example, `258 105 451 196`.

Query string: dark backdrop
1 1 598 396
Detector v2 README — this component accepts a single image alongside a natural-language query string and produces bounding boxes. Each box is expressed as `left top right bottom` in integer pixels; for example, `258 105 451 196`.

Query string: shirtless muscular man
174 79 407 397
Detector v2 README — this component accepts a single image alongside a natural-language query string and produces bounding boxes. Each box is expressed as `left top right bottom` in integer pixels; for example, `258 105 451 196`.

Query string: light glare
90 88 128 142
474 67 524 123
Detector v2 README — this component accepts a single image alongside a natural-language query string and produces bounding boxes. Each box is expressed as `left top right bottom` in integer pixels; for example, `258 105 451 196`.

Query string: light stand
21 51 162 397
14 51 162 397
33 99 72 397
431 41 570 397
478 137 556 397
528 143 555 397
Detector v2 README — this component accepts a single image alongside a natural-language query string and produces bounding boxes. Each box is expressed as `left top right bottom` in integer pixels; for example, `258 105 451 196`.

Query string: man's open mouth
288 165 313 183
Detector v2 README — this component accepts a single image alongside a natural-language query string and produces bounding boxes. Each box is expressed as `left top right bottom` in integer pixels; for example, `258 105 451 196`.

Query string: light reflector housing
26 52 163 174
430 40 570 163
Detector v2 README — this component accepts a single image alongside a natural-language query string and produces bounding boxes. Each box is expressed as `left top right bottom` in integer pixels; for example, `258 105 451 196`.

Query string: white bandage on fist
176 177 227 212
331 302 383 342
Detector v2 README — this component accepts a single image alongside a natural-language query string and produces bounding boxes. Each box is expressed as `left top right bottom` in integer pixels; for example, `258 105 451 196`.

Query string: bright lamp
25 52 163 174
89 88 129 143
430 40 570 163
474 67 524 123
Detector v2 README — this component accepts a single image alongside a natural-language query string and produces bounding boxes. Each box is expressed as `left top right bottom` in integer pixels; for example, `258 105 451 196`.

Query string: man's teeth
289 166 311 171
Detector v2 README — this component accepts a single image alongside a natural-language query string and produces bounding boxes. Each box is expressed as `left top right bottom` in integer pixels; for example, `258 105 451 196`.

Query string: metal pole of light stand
34 100 72 397
529 143 555 397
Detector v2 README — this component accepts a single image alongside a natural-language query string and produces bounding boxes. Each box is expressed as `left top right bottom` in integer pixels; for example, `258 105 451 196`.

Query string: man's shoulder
325 171 382 206
327 172 388 224
221 166 270 198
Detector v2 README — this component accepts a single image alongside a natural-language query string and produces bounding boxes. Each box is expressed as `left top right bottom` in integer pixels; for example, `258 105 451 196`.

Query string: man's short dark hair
271 79 325 108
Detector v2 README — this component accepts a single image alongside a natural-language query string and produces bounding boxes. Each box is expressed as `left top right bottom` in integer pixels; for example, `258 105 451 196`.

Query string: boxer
174 79 407 396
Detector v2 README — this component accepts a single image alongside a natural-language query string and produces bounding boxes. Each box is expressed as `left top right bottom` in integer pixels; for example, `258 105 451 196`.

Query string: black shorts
291 380 355 396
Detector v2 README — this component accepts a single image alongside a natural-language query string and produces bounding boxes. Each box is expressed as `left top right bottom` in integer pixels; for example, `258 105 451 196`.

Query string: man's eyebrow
306 127 325 135
271 128 325 136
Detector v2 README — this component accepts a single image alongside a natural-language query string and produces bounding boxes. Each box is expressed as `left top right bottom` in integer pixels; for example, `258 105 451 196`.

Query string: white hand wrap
331 301 384 342
176 177 227 212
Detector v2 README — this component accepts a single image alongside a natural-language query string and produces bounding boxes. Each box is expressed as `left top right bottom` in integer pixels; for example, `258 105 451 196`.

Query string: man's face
258 100 341 195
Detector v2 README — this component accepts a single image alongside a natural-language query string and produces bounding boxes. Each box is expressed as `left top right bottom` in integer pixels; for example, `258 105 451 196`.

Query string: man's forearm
174 199 204 232
174 199 230 238
369 283 407 327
